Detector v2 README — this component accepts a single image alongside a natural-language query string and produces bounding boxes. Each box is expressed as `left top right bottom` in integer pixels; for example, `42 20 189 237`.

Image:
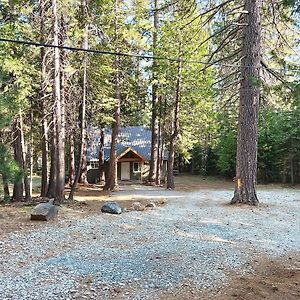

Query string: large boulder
31 202 58 221
101 202 122 214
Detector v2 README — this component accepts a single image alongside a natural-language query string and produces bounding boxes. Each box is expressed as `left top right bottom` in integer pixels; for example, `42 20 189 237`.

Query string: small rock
73 293 81 298
146 202 156 208
30 202 58 221
101 202 122 214
272 285 279 292
113 287 122 293
158 198 168 205
131 202 146 211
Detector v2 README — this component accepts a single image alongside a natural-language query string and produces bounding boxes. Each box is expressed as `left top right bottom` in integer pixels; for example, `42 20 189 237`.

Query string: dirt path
0 178 299 299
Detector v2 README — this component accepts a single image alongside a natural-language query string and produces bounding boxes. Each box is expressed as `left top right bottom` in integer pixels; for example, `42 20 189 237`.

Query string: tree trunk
69 132 75 186
231 0 262 205
40 0 49 197
167 139 176 189
98 128 105 184
191 155 195 175
104 0 121 191
28 107 34 197
160 95 167 182
167 49 182 190
41 103 49 197
77 0 89 186
68 0 89 200
148 0 159 185
19 113 31 201
10 2 23 202
2 173 10 201
79 34 88 187
156 120 162 185
47 125 57 198
159 133 165 183
53 0 65 202
12 117 24 201
282 160 287 183
8 0 15 22
104 111 119 191
156 96 164 185
80 140 88 185
201 137 209 175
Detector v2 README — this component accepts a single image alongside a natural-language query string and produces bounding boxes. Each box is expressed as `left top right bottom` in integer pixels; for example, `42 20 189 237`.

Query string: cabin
86 126 168 183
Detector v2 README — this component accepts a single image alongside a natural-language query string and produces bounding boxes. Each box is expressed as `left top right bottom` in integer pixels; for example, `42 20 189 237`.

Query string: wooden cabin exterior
86 126 168 183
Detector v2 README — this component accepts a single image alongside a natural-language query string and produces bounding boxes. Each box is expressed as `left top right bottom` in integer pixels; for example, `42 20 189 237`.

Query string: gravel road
0 184 299 299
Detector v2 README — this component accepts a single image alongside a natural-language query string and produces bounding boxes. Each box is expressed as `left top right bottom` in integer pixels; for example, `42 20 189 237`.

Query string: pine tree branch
151 0 180 14
181 0 235 29
220 93 239 110
261 61 293 91
212 70 240 87
226 5 245 15
206 28 240 63
200 48 242 71
196 22 236 50
221 78 242 90
176 1 197 22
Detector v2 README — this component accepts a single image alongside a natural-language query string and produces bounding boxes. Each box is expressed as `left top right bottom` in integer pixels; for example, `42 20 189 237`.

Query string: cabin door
121 162 130 180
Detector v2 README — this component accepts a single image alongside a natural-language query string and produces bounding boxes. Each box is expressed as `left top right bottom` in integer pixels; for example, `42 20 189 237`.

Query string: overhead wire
0 37 300 74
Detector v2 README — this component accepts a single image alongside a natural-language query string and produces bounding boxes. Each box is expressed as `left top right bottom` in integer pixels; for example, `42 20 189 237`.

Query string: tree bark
148 0 159 185
69 132 75 186
28 107 34 197
167 48 182 190
2 173 10 201
104 0 121 191
77 0 89 186
231 0 262 205
12 117 24 201
283 160 287 183
8 0 14 22
68 1 89 200
156 95 164 185
80 139 89 185
47 124 57 198
160 95 167 182
53 0 65 202
1 134 10 200
39 0 49 197
19 113 31 201
156 101 162 185
41 102 49 197
98 128 105 184
201 136 209 175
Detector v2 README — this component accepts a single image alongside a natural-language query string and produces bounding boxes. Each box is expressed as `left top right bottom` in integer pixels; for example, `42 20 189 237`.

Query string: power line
1 37 300 74
0 37 189 62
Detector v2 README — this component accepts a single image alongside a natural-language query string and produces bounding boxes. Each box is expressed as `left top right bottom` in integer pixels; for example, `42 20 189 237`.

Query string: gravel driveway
0 184 299 299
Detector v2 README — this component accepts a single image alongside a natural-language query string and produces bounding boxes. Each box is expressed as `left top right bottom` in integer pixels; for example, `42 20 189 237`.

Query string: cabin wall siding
86 160 168 183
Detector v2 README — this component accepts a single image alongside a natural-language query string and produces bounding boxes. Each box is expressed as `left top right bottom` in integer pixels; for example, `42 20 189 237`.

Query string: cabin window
133 162 141 173
89 162 99 169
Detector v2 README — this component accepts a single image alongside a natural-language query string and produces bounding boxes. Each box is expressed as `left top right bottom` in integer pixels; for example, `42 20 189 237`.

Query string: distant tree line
0 0 299 205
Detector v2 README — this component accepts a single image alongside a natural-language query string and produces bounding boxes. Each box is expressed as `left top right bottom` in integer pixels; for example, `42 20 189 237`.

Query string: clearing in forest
0 176 299 299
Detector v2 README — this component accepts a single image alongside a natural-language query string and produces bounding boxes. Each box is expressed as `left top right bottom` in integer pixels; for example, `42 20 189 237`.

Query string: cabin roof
86 126 168 162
